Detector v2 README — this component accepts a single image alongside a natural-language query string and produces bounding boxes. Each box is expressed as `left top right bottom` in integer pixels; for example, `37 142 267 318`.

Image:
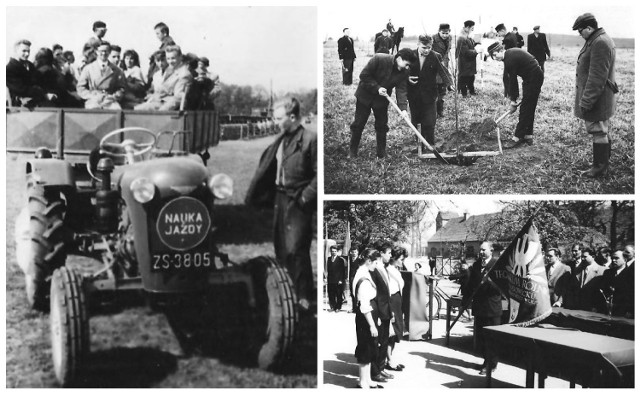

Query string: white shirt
352 266 376 314
386 264 404 295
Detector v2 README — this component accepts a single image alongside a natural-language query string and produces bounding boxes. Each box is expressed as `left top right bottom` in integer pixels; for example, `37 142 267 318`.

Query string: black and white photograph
5 5 317 388
322 4 635 194
322 199 634 388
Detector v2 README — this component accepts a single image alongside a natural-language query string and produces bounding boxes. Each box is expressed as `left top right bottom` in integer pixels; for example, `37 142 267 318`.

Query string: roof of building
438 211 460 220
428 213 499 243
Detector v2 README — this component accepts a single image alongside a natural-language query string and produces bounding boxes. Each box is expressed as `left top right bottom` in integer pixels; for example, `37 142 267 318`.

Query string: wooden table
484 324 634 388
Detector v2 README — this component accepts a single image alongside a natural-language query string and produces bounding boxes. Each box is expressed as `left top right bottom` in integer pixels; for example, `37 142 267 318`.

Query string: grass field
5 124 317 388
323 42 634 194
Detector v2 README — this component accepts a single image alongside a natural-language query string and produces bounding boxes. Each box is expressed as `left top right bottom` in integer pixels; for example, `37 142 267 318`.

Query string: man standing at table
463 241 501 375
544 248 571 307
338 28 356 85
527 25 551 72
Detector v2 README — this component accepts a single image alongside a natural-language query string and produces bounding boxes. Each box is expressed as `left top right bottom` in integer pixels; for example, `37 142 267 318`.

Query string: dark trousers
458 75 476 96
350 99 389 158
327 283 343 311
342 59 354 85
514 68 544 139
274 191 314 302
411 100 437 145
475 315 501 368
371 318 390 376
436 84 447 115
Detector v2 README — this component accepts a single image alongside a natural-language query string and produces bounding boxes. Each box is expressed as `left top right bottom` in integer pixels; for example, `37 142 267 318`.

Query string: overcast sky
5 6 317 92
322 0 636 40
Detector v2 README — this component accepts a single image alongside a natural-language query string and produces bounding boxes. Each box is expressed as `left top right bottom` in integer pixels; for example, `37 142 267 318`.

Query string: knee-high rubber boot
376 131 387 158
582 142 610 178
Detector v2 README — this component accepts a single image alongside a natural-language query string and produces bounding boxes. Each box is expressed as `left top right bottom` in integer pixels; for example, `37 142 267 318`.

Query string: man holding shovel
407 34 453 152
348 48 417 158
487 42 544 149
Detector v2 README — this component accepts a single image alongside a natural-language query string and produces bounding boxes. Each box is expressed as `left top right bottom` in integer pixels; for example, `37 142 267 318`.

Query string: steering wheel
99 127 157 164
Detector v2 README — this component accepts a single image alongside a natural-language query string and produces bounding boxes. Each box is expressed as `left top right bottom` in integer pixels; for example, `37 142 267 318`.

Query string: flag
489 217 552 326
342 221 351 257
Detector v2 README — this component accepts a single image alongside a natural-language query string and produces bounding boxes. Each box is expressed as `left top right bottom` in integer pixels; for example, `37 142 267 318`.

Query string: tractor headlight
130 177 156 203
209 173 233 199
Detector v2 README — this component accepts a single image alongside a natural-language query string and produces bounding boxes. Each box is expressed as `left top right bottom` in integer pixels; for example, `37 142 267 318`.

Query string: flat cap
198 56 210 67
487 42 504 56
464 20 475 28
439 23 450 31
495 23 506 32
572 13 596 30
533 25 540 30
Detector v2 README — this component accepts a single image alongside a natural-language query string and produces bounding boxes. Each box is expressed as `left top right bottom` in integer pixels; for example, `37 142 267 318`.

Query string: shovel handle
495 101 522 124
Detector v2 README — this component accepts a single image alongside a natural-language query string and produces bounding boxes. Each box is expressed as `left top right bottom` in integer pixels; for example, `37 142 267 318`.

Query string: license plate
151 251 212 272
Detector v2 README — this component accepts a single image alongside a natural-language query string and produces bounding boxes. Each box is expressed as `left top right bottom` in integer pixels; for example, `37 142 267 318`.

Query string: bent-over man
349 48 416 159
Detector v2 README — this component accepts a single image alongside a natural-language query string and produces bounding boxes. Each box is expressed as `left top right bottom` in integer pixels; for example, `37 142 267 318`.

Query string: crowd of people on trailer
6 21 219 111
326 240 634 387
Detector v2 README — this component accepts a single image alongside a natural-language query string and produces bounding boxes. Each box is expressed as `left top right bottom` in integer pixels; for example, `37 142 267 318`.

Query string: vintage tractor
10 108 296 387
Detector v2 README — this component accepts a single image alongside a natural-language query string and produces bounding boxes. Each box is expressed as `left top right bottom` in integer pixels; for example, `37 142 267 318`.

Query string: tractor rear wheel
245 256 297 370
15 184 67 311
50 267 89 387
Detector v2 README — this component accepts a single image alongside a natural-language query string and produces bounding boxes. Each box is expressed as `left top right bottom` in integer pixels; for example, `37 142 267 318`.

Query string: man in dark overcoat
374 29 394 54
455 20 479 96
349 48 416 158
432 23 452 117
407 35 453 151
527 25 551 72
488 43 544 149
337 28 357 85
326 245 346 312
245 97 317 311
462 242 502 375
572 13 617 178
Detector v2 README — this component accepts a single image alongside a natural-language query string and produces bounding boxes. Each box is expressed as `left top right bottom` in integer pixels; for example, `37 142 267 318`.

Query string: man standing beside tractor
247 97 317 312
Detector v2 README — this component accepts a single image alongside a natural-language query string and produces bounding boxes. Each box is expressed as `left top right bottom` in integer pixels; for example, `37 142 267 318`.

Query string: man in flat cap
487 42 544 149
349 48 416 158
527 26 551 72
82 20 107 67
573 13 618 177
338 28 357 85
407 35 453 152
456 20 480 97
432 23 453 117
375 29 394 54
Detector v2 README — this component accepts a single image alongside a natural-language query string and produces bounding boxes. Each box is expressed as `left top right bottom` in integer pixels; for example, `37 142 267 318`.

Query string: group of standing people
337 12 617 179
345 241 408 388
7 20 220 112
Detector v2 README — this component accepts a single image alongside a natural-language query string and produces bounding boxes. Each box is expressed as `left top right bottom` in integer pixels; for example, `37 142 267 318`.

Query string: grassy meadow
323 40 634 194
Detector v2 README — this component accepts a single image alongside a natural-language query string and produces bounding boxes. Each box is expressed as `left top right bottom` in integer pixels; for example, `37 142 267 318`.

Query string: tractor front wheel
50 267 89 387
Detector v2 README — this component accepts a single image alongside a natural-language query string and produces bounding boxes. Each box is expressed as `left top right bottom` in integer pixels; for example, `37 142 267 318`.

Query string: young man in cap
349 48 417 158
82 21 107 66
527 26 551 72
374 29 393 54
487 42 544 149
338 28 357 85
432 23 452 117
407 35 453 151
572 13 618 178
76 41 126 109
456 20 480 97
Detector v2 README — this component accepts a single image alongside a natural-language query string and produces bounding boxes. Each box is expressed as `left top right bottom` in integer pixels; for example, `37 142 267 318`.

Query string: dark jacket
432 32 452 84
370 265 392 320
574 28 617 122
455 35 477 76
408 49 452 111
600 264 634 317
464 257 503 318
502 48 542 101
327 256 346 284
503 32 519 50
245 124 317 210
374 35 393 54
355 53 409 110
337 36 356 60
6 58 45 105
35 65 81 108
527 32 550 63
515 33 525 48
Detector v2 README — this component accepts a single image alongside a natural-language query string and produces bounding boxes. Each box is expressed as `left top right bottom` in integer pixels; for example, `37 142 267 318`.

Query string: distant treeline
216 83 317 116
